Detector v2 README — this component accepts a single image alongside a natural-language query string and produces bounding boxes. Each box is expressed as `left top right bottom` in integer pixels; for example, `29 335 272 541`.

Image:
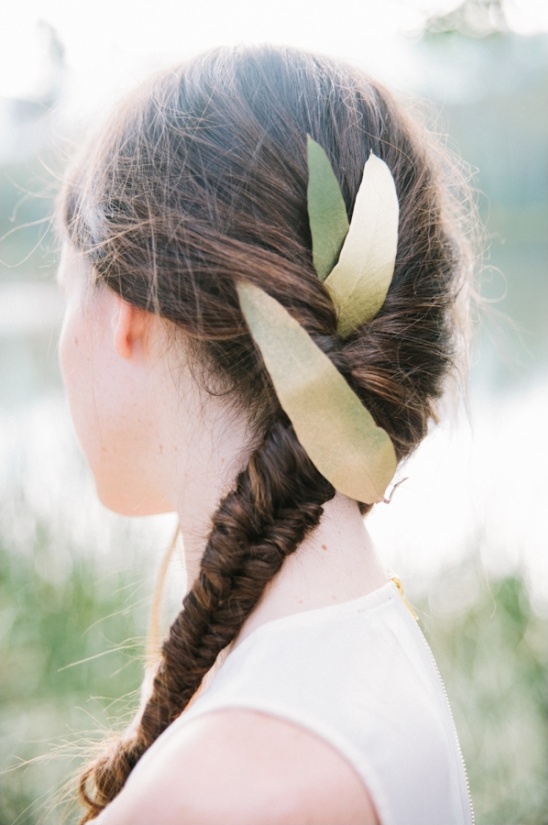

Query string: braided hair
60 45 471 821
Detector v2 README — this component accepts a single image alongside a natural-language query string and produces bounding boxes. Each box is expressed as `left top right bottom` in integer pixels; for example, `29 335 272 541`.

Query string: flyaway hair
59 45 472 821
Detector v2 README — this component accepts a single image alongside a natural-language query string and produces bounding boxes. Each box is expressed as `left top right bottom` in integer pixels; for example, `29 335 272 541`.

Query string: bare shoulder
99 709 380 825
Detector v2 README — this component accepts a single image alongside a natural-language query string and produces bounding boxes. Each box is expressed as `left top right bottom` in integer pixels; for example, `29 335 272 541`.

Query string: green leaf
307 136 349 281
324 153 399 338
237 282 397 504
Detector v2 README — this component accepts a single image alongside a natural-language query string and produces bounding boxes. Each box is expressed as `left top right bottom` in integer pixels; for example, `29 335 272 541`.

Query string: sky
2 0 548 121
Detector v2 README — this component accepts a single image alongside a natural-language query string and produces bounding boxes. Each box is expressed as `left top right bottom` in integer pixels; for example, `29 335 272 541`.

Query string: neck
151 353 386 633
234 492 387 644
171 413 255 588
169 416 386 624
176 468 386 645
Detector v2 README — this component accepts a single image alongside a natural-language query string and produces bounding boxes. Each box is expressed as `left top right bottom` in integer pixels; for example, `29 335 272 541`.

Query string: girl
57 45 474 825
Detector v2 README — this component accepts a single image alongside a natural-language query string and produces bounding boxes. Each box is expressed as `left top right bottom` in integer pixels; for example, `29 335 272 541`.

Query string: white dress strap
135 582 474 825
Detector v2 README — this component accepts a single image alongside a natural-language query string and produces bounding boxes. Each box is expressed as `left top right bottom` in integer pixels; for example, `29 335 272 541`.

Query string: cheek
58 301 166 515
59 305 99 453
58 298 117 479
58 310 81 392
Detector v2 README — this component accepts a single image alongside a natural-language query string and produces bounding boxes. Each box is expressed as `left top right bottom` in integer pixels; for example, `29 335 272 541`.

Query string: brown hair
61 44 472 821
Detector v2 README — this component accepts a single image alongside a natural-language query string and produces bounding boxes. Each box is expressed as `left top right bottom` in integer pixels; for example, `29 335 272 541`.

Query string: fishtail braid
61 44 473 823
78 418 335 820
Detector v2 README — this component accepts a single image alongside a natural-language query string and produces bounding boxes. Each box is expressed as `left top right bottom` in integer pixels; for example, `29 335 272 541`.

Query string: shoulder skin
97 709 380 825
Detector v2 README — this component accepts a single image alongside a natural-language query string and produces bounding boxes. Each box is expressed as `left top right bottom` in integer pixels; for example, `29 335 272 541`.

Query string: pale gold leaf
324 153 399 338
237 282 397 504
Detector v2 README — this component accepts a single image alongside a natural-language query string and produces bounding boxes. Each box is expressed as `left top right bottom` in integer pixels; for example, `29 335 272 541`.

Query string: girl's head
58 45 471 821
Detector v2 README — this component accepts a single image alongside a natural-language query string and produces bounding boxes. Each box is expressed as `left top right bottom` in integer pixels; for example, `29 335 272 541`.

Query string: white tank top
137 581 474 825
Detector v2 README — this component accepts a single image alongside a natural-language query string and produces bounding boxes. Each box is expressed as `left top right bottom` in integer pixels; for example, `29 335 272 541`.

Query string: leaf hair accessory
237 137 399 504
308 137 399 339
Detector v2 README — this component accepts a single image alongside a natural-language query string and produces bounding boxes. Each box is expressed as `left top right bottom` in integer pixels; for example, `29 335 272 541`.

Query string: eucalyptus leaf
307 136 349 282
237 282 397 504
324 152 399 338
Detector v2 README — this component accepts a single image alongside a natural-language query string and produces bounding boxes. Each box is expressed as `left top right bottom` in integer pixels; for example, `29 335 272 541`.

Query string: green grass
1 517 547 825
0 521 147 825
421 565 548 825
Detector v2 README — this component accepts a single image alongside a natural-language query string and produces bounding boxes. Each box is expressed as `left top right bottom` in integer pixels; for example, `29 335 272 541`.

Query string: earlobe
112 295 150 360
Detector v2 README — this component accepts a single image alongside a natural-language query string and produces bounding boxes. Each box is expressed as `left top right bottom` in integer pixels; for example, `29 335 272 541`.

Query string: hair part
60 44 474 821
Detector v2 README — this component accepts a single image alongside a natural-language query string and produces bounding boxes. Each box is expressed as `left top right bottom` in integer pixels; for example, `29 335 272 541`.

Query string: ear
112 294 152 360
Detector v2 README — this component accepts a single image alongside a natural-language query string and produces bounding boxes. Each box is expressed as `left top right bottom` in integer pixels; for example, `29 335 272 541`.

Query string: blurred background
0 0 546 822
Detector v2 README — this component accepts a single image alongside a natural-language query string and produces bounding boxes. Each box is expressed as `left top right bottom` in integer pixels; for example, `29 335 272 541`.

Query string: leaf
307 136 349 282
324 152 399 338
237 282 397 504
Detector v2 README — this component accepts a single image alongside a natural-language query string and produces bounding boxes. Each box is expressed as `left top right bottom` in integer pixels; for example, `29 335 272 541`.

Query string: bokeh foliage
422 567 548 825
0 516 146 825
1 513 546 824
